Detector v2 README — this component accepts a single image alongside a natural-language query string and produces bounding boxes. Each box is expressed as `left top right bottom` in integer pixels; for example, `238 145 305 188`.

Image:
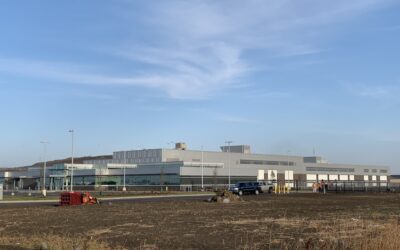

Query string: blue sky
0 1 399 171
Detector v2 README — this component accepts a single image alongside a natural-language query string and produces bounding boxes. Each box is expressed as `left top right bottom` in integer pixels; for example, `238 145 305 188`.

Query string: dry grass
295 223 400 250
4 225 396 250
235 218 400 250
0 235 111 250
2 217 399 249
1 193 399 249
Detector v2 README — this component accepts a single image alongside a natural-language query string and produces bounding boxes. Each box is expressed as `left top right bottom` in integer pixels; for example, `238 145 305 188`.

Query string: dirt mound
208 190 242 203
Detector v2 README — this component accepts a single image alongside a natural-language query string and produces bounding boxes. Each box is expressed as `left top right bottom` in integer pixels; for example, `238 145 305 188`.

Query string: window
240 159 295 166
306 167 355 173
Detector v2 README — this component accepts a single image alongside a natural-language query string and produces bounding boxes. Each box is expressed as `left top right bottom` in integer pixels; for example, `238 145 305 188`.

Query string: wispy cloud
229 89 293 100
346 83 400 101
358 86 394 98
216 114 256 124
0 0 394 99
69 92 118 101
139 105 168 112
117 0 394 98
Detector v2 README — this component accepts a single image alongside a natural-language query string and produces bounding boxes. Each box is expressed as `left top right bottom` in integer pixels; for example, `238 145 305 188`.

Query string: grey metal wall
162 149 389 177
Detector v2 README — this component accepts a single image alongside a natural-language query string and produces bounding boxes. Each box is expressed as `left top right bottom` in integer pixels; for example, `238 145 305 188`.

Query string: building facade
0 144 390 191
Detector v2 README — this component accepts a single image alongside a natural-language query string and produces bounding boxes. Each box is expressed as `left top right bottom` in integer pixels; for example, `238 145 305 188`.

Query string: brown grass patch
0 235 111 250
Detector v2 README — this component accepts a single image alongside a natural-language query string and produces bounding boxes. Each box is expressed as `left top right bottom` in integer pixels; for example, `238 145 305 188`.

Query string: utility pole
201 146 204 191
287 150 291 188
225 141 233 187
40 141 49 197
68 129 74 192
160 166 164 192
123 151 126 191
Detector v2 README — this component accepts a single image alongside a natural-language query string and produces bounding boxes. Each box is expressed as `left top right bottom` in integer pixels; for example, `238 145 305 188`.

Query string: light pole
287 150 291 188
123 151 126 191
40 141 49 197
68 130 74 192
201 146 204 191
225 141 233 187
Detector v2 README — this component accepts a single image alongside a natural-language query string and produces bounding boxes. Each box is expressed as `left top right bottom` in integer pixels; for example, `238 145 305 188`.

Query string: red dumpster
60 192 82 206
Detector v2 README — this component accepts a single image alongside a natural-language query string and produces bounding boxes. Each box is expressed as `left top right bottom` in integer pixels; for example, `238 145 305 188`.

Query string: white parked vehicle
257 181 275 193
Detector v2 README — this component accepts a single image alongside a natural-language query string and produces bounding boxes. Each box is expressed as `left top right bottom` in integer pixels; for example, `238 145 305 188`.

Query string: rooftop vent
175 142 187 151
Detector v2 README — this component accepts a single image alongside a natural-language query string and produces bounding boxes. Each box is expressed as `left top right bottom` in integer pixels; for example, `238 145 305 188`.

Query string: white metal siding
318 174 328 181
285 170 294 180
329 174 338 181
257 170 265 180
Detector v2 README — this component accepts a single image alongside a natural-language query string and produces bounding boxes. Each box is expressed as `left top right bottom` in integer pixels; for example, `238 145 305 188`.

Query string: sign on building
268 170 277 180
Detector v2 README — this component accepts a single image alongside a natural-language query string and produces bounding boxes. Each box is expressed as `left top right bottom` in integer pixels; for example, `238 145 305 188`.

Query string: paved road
0 193 214 207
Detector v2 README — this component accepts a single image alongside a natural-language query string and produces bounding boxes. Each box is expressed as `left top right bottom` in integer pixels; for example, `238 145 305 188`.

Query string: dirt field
0 192 400 249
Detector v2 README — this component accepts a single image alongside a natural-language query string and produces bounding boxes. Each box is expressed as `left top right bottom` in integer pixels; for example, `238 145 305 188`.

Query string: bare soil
0 192 399 249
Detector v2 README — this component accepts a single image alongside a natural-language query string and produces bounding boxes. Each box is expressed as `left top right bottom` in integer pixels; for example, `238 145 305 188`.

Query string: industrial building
0 143 390 191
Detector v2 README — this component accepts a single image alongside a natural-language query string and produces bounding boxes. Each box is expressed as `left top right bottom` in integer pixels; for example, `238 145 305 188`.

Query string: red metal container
60 192 82 206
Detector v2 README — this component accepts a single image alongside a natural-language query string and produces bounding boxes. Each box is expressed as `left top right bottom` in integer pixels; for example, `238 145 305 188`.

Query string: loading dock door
257 170 265 181
329 175 338 181
285 170 294 187
306 174 317 187
318 174 328 182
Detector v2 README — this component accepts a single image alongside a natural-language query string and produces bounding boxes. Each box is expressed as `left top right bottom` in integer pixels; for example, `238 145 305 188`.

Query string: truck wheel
255 189 259 195
238 190 243 196
268 187 273 193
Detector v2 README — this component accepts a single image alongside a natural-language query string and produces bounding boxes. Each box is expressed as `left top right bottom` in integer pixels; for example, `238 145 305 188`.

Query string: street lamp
201 146 204 191
225 141 233 187
68 129 74 192
123 151 126 191
287 150 291 188
40 141 49 197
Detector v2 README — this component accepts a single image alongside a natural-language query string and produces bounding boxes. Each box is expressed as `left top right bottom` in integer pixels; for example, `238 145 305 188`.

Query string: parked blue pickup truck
230 181 274 195
230 182 261 196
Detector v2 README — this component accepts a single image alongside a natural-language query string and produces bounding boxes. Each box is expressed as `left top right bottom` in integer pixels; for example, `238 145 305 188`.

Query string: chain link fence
1 181 397 195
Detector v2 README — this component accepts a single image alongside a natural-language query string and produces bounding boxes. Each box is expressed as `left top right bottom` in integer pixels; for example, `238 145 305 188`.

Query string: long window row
114 150 160 159
240 159 295 166
364 169 387 173
306 167 355 173
71 174 180 186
